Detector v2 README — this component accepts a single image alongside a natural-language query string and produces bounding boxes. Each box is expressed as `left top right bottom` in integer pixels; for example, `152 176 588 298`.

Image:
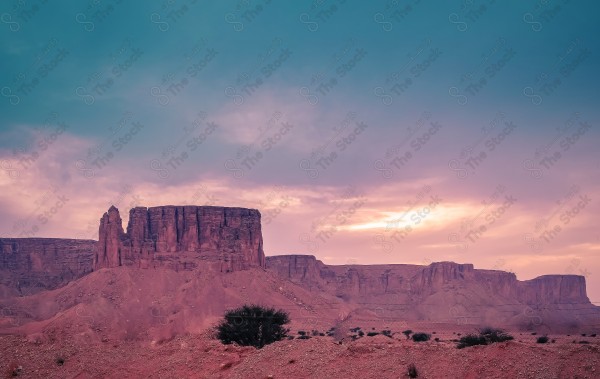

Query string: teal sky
1 0 600 302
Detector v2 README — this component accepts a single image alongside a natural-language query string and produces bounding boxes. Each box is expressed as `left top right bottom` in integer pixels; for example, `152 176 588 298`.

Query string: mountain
1 205 598 341
95 205 264 271
266 255 598 332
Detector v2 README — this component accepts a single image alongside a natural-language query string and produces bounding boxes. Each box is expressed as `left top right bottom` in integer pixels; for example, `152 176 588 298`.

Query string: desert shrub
536 336 549 344
457 334 487 349
402 329 413 339
551 339 556 343
298 330 306 336
216 305 290 348
531 332 537 335
479 327 514 343
55 356 65 366
581 333 586 337
579 340 590 344
457 327 514 349
381 329 392 337
590 333 597 337
367 332 379 337
412 333 430 342
287 336 294 340
319 333 325 336
311 330 319 336
434 337 440 342
297 335 311 340
350 327 361 333
408 363 418 378
358 331 364 337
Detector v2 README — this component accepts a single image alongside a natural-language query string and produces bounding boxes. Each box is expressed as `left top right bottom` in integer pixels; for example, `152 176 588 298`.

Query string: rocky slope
1 329 599 379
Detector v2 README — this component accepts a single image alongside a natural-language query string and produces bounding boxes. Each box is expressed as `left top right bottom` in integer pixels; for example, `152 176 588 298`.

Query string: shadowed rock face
0 238 95 297
94 205 265 272
266 255 591 303
265 255 596 330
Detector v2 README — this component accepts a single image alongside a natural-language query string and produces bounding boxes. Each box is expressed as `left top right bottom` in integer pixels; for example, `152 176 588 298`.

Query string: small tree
217 305 290 348
402 329 413 340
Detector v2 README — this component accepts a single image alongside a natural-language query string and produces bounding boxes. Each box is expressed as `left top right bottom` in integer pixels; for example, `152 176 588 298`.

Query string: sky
1 0 599 302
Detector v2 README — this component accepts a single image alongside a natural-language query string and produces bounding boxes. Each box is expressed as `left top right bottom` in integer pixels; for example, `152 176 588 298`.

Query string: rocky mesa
266 255 597 331
95 205 265 272
1 205 598 333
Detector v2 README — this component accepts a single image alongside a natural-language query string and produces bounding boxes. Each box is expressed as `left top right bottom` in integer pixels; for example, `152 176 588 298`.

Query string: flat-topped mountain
95 205 265 271
266 255 596 331
1 205 598 336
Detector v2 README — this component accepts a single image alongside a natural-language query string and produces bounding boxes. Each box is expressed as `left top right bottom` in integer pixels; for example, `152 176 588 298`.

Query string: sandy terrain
1 330 599 378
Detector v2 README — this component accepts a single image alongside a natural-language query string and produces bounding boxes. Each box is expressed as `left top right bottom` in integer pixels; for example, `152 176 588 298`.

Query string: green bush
457 334 487 349
536 336 549 343
456 327 513 349
216 305 290 348
479 327 514 343
412 333 430 342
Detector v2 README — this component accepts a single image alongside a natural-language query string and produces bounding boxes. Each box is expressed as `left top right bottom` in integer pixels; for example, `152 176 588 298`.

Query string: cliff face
266 256 591 304
94 205 265 272
0 238 95 296
95 206 124 269
265 255 594 329
517 275 588 304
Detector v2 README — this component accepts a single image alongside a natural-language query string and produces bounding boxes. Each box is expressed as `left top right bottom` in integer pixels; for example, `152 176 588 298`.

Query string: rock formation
265 255 596 330
94 205 265 272
1 206 597 332
0 238 95 297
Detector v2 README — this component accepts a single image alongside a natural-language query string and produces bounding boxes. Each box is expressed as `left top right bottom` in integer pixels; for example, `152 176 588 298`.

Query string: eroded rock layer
94 205 265 272
0 238 95 297
265 255 596 331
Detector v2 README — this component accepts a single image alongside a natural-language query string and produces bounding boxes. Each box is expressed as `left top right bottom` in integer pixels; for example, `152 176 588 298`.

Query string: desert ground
2 327 599 379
